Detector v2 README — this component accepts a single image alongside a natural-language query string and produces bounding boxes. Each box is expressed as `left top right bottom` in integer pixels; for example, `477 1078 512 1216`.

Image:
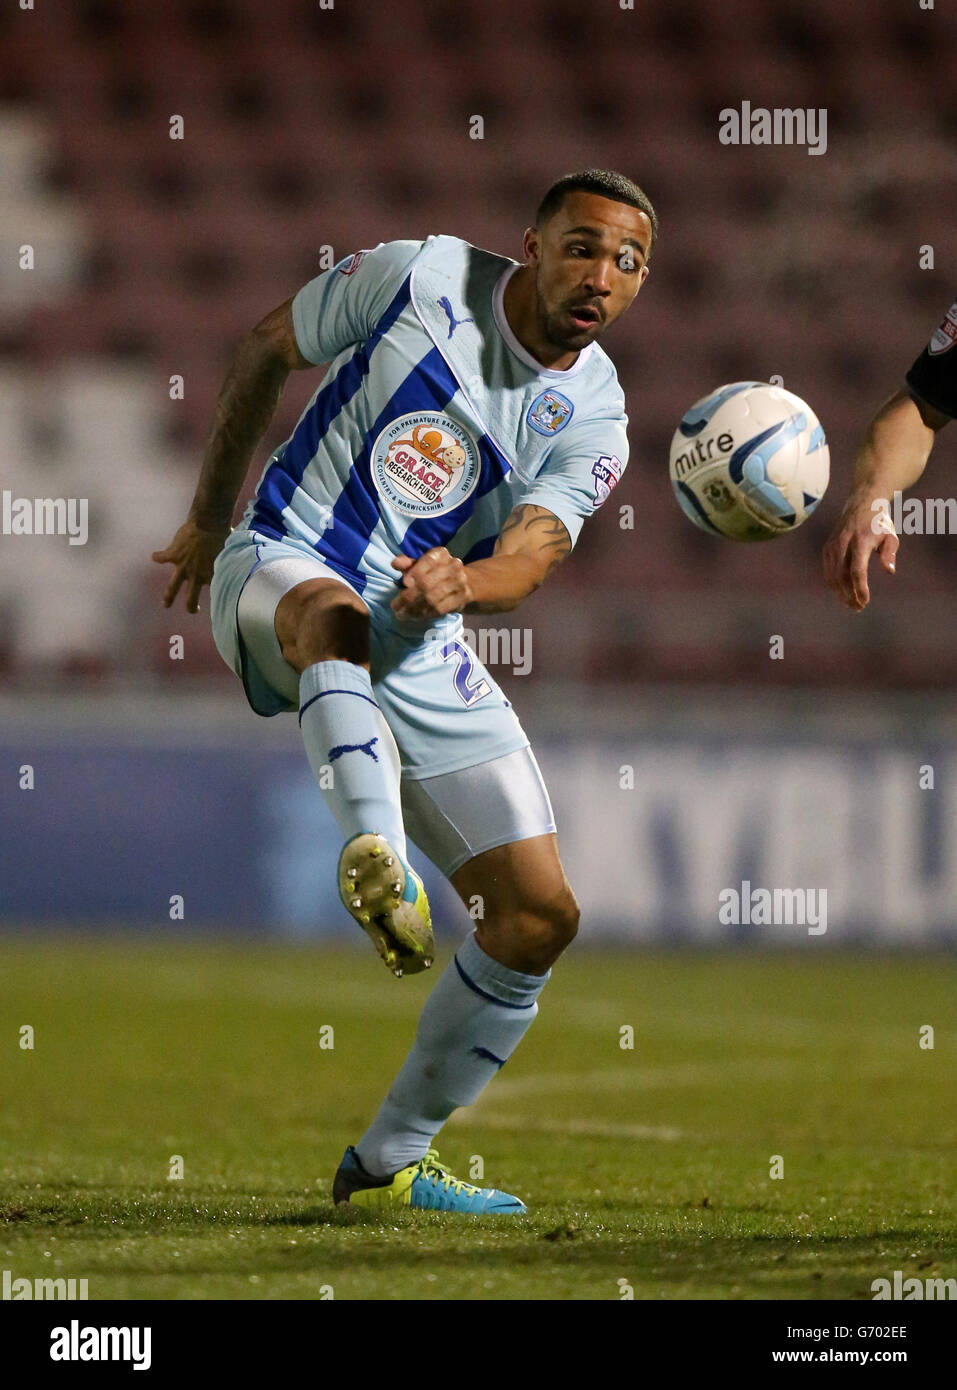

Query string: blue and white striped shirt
240 235 629 609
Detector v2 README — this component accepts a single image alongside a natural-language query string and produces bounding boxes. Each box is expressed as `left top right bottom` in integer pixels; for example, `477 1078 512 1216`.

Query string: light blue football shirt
241 235 629 612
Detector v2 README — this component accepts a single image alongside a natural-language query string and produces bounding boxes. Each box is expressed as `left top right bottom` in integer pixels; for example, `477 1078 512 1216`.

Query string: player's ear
523 226 541 264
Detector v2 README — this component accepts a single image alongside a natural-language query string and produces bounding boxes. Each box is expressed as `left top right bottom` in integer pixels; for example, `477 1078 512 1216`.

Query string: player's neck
503 266 579 373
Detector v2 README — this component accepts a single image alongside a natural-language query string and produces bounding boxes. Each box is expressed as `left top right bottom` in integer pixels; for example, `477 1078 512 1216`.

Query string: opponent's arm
152 299 312 613
822 388 950 611
389 503 572 620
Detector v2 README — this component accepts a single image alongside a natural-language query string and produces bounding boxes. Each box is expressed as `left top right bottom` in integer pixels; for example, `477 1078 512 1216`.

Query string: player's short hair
535 170 658 258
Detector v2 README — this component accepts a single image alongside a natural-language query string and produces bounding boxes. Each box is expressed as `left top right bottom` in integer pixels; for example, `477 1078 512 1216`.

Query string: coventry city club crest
527 389 574 437
371 412 481 518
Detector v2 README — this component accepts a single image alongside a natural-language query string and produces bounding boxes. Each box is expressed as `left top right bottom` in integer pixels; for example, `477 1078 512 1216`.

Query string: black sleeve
904 298 957 418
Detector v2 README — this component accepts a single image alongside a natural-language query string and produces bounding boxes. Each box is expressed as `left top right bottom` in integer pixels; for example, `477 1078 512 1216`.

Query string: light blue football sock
355 931 550 1176
298 660 407 860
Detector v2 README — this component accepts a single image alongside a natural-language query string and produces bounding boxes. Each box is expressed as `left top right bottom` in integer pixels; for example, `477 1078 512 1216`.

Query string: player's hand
152 518 229 613
822 493 899 612
390 548 471 620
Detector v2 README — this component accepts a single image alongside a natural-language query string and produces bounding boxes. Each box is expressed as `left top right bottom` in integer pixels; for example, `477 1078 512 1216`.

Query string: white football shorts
209 527 556 876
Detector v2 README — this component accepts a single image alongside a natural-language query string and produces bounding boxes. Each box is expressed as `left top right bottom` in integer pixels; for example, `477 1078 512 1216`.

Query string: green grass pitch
1 938 954 1300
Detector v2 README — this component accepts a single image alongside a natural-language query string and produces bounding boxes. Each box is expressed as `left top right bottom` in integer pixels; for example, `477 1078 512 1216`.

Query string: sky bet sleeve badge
928 299 957 356
592 454 623 505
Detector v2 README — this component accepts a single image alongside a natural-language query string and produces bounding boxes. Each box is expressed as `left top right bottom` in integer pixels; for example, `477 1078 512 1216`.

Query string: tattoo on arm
495 504 572 575
190 302 306 531
253 298 311 371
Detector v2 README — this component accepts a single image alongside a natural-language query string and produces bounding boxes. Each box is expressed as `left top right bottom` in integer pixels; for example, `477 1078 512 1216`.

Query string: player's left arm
389 504 571 620
823 297 957 610
822 389 947 610
390 403 628 620
464 503 572 613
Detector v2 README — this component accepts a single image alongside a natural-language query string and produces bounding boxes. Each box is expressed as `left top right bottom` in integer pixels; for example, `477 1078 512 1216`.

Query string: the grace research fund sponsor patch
592 454 623 505
371 412 481 517
527 388 574 436
929 300 957 356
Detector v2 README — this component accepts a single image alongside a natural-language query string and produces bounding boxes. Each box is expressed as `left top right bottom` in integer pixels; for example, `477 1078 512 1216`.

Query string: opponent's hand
390 548 471 620
822 494 899 612
152 518 229 613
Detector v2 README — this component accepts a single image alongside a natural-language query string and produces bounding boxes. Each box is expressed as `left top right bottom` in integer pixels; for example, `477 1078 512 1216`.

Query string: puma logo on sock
471 1045 506 1068
328 737 380 763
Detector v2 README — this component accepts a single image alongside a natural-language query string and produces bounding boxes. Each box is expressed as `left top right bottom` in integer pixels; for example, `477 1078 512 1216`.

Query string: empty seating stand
0 0 956 686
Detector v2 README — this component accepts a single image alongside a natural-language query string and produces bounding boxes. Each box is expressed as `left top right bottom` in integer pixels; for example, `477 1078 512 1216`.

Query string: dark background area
1 0 955 692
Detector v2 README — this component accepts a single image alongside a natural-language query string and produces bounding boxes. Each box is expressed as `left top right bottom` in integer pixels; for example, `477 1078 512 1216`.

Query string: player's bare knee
484 886 580 973
515 914 577 972
544 885 580 954
304 599 369 667
277 586 370 671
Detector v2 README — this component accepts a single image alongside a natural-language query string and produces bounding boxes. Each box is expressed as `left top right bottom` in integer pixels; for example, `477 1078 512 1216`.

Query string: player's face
528 193 651 352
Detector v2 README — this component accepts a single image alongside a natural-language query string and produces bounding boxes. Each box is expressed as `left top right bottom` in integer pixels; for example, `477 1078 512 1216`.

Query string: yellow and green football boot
333 1145 527 1214
337 832 434 977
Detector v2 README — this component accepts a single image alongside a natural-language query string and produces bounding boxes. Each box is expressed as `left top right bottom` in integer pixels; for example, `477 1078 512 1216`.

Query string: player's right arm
153 240 423 612
152 298 311 613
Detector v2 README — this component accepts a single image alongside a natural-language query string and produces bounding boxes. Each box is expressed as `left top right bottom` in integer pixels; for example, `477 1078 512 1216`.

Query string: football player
153 170 656 1212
